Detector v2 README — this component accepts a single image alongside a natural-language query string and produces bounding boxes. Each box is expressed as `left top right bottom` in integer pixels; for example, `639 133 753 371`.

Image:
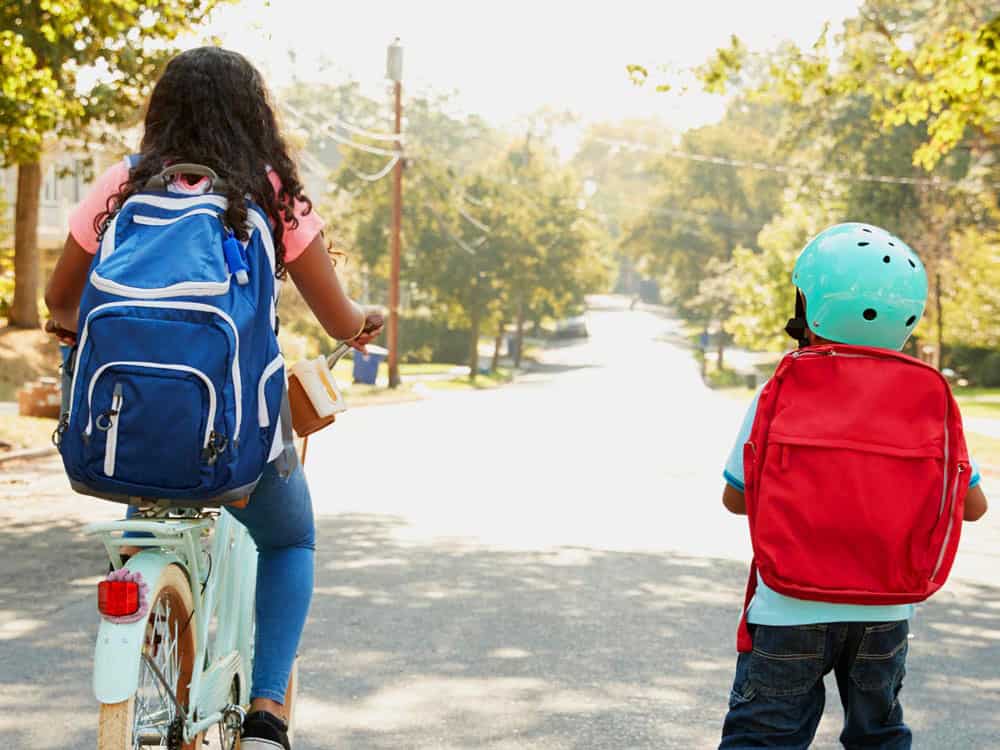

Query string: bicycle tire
97 564 202 750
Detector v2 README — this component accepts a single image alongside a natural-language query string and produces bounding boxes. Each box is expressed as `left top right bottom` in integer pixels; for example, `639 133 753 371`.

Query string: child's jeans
720 621 910 749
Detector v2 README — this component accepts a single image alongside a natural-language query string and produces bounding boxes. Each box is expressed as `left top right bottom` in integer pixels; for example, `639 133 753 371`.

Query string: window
42 165 59 204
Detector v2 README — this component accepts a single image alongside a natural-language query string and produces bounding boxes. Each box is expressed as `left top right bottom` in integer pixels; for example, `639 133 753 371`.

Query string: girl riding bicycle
45 46 381 750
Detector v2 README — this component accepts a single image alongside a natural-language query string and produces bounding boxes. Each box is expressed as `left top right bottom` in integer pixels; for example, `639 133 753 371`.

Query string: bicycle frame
76 342 345 743
84 507 258 740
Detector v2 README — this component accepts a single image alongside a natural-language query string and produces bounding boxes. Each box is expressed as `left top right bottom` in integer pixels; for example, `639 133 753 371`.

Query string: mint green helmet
792 223 928 351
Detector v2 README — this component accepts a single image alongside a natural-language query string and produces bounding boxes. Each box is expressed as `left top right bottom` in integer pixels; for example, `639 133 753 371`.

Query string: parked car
553 315 589 339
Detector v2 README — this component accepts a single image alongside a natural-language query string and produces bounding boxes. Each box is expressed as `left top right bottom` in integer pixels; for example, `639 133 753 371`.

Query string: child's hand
44 319 77 346
348 309 385 354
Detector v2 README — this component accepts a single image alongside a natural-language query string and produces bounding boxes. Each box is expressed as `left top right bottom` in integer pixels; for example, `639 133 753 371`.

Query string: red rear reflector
98 580 140 617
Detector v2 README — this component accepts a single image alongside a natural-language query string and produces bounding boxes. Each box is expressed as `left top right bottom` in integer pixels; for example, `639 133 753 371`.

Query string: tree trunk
10 160 43 328
716 328 726 373
934 271 944 371
513 302 525 369
468 307 481 382
490 320 505 373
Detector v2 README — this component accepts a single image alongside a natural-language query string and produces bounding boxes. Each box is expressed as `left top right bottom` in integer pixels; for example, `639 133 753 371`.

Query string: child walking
718 223 988 749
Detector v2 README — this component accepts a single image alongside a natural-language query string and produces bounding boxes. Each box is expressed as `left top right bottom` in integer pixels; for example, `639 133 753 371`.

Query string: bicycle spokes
133 597 183 748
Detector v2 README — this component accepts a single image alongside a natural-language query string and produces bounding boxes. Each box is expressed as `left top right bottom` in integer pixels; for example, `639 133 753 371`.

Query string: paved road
1 298 997 748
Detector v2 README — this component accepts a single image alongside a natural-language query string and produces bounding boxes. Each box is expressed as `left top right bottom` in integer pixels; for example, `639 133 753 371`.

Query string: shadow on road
0 510 997 748
296 514 1000 749
0 512 111 748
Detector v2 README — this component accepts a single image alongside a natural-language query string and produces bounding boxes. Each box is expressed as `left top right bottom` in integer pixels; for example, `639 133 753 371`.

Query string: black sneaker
241 710 290 750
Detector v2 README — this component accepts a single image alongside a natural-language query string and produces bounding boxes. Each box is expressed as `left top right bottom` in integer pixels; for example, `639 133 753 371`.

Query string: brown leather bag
287 372 337 437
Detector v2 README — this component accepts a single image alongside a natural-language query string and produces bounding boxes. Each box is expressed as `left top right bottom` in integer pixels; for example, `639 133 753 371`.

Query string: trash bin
352 345 388 385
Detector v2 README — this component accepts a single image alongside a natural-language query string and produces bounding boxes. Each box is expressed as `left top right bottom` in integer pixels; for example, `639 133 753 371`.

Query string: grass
0 413 57 452
953 387 1000 419
716 386 757 402
341 383 424 408
425 368 515 391
967 432 1000 473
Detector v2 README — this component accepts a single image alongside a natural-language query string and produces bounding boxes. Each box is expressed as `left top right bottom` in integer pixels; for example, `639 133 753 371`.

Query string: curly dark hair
95 46 312 278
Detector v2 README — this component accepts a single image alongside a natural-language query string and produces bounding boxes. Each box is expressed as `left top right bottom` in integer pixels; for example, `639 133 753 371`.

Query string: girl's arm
45 234 93 333
286 235 381 348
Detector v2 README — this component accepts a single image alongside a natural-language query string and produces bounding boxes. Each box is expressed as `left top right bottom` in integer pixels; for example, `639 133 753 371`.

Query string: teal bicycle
81 343 351 749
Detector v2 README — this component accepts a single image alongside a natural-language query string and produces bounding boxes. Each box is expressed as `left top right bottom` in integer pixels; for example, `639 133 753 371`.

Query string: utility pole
387 38 404 388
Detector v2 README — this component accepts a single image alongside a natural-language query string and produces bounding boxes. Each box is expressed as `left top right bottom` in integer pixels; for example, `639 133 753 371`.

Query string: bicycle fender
93 552 189 704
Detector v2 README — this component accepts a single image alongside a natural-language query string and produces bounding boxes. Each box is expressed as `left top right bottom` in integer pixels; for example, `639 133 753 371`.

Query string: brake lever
326 342 351 370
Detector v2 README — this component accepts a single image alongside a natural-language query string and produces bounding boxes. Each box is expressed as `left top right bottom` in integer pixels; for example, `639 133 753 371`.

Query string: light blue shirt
725 385 981 626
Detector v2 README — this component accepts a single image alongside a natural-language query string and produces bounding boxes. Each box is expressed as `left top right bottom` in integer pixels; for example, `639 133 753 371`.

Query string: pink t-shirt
69 160 323 264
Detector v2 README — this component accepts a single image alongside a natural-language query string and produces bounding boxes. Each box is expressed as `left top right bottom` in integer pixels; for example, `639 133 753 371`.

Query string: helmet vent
908 259 917 268
862 227 872 232
906 315 916 326
863 308 878 321
888 241 896 247
883 255 891 263
858 241 870 246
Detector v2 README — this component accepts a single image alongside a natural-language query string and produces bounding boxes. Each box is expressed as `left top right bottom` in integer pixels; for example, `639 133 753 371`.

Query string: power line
326 129 400 158
333 117 405 144
281 101 403 182
345 155 401 183
595 136 999 190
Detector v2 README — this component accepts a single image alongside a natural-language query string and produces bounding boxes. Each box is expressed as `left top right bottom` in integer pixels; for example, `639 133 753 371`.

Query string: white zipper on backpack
131 207 222 226
931 463 966 580
103 383 123 477
68 300 242 439
90 271 231 299
85 361 217 448
257 354 285 427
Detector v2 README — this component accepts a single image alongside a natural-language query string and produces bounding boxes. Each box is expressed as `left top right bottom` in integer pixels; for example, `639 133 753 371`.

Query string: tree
623 100 786 323
674 1 999 367
694 1 999 171
1 1 232 327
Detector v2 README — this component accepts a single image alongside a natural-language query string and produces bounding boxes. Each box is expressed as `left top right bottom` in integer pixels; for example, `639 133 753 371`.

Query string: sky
192 0 860 136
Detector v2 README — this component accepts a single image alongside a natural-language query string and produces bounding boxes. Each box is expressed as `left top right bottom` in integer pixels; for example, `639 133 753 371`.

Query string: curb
0 446 58 465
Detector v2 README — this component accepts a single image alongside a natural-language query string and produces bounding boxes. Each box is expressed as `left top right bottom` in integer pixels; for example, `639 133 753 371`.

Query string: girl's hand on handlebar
44 319 77 346
349 309 385 354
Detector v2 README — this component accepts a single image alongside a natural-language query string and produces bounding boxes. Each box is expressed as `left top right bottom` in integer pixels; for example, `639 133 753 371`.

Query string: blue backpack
58 161 295 505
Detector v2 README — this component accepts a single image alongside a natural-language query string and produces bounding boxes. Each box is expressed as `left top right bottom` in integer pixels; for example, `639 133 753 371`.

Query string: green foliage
692 1 999 171
328 89 609 366
725 199 835 352
944 347 1000 388
623 100 786 315
629 0 998 367
0 185 10 319
397 315 469 364
941 228 1000 349
0 0 234 165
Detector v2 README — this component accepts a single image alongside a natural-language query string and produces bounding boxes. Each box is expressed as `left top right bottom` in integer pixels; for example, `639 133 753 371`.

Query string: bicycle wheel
97 564 202 750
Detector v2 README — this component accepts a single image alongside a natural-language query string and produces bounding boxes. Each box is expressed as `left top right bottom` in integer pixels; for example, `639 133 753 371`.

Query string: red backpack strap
737 559 758 653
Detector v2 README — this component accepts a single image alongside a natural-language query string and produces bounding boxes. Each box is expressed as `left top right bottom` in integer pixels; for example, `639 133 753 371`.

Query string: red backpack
737 344 969 652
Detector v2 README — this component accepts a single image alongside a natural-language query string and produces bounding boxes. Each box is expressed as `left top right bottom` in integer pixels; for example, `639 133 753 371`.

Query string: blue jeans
227 461 315 704
126 462 315 704
721 621 910 749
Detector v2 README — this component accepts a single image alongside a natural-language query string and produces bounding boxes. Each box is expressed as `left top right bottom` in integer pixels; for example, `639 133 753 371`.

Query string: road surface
1 298 997 748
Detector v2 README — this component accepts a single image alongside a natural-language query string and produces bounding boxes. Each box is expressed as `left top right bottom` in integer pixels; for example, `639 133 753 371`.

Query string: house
1 146 331 251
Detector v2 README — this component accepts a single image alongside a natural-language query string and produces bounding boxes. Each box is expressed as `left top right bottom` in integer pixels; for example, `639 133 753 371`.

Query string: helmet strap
785 291 810 349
